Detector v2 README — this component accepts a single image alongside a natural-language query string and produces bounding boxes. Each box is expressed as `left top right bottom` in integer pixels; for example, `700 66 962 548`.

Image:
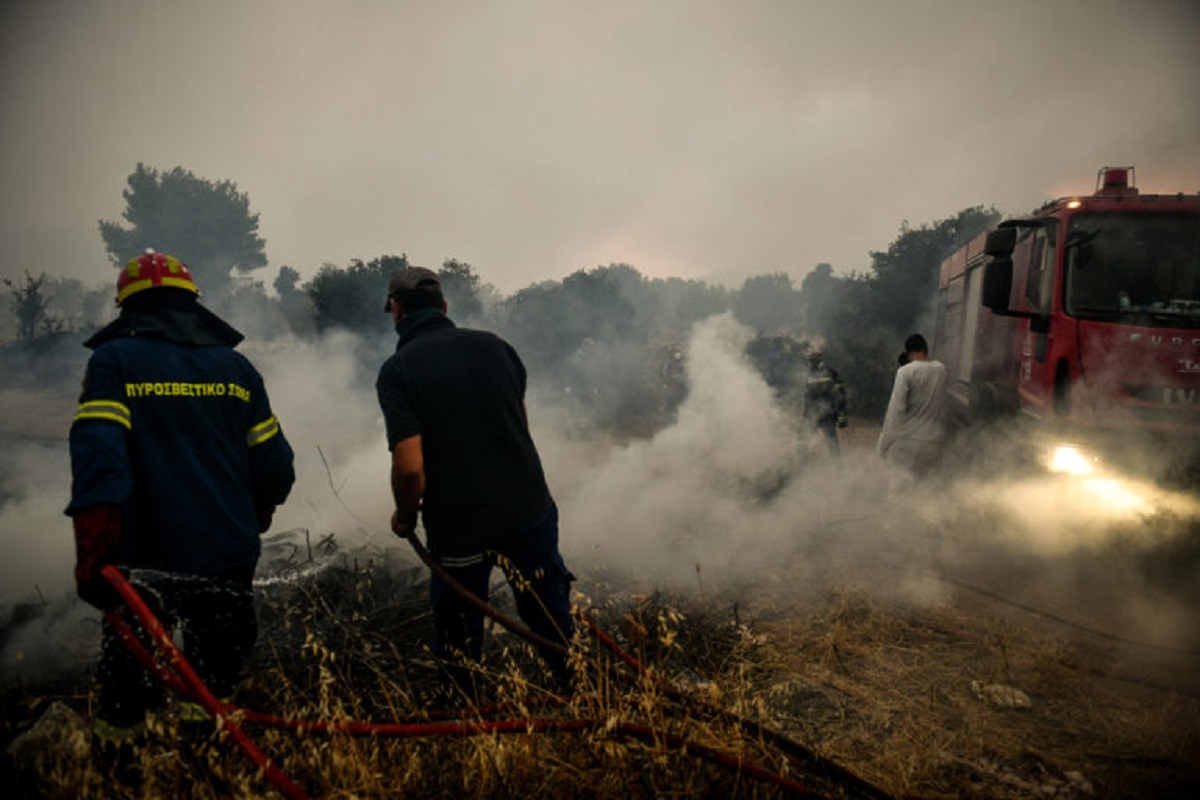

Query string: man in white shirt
878 333 948 482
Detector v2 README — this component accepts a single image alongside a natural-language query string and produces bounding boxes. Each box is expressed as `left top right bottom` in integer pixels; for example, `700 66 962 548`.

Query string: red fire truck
933 166 1200 481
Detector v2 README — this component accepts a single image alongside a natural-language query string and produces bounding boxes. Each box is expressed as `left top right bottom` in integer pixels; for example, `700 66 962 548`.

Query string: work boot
175 694 237 750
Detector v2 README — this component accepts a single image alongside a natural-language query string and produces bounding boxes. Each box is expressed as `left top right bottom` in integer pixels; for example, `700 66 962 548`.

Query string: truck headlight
1046 445 1098 475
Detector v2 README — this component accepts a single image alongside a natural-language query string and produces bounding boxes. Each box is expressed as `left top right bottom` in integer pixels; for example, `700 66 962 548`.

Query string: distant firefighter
65 250 295 758
804 349 848 455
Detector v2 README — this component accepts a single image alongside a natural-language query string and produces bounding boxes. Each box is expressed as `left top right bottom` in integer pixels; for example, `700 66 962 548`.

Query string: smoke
546 313 897 593
553 314 790 567
245 330 395 552
0 440 99 684
0 442 75 602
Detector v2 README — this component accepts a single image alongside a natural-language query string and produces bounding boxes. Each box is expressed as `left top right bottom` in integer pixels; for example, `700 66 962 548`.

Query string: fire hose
100 552 889 799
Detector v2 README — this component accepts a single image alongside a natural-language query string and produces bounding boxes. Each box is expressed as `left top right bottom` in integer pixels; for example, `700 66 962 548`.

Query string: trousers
429 503 575 694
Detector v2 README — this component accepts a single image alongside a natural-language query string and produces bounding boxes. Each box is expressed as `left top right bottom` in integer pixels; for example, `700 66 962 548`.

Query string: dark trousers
806 416 841 456
96 566 257 728
816 419 841 455
429 504 575 694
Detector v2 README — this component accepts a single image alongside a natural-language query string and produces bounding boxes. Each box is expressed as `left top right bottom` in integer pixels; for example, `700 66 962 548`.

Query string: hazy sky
2 0 1198 295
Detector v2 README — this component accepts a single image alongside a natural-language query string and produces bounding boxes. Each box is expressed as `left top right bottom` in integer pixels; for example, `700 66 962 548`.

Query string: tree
865 205 1001 333
629 275 729 345
273 265 302 297
3 271 54 340
501 264 642 373
41 276 115 333
733 272 800 334
798 262 836 336
306 254 408 334
99 163 267 298
273 265 315 336
438 258 484 323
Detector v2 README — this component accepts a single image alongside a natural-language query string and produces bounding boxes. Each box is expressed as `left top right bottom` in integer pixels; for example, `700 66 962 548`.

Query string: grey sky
2 0 1198 295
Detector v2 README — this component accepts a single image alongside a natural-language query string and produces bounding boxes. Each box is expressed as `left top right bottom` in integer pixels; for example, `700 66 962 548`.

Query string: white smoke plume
557 314 806 572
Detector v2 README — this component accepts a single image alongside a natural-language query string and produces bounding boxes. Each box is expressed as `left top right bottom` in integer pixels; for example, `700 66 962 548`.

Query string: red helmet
116 250 199 304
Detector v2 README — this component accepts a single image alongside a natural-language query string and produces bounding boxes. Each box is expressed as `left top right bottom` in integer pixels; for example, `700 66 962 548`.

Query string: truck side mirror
985 228 1017 257
982 257 1014 312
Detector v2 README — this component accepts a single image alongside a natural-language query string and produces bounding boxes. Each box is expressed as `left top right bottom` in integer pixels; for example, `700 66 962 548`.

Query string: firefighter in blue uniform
65 251 295 755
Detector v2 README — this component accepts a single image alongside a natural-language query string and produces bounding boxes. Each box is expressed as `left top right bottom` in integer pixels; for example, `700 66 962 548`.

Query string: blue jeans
429 504 574 694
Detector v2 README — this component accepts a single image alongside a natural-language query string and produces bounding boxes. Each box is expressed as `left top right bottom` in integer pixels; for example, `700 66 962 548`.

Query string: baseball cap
384 266 441 312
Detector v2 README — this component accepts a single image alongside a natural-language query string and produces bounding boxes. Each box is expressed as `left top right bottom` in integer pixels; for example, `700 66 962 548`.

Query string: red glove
72 505 123 610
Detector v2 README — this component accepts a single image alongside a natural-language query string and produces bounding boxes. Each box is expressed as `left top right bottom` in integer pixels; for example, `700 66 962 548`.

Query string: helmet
116 250 200 304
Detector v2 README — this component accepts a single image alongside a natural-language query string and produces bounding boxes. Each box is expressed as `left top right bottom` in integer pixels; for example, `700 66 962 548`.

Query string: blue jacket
66 300 295 576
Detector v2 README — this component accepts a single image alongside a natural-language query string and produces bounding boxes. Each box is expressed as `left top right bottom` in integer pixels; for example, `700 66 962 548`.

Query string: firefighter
376 267 574 702
65 250 295 760
804 349 848 455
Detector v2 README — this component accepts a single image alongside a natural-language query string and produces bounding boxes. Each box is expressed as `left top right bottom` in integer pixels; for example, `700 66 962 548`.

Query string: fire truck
933 166 1200 481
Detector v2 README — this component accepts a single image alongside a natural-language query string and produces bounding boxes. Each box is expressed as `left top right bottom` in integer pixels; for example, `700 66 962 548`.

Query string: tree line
2 163 999 429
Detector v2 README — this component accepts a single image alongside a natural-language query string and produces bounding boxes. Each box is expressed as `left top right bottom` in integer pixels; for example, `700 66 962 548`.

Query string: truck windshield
1065 211 1200 326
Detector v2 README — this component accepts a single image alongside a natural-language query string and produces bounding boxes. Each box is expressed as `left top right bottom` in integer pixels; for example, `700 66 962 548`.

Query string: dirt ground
699 563 1200 798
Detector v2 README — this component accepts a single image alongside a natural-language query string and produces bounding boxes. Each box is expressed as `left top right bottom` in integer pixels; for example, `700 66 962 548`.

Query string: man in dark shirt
375 267 574 700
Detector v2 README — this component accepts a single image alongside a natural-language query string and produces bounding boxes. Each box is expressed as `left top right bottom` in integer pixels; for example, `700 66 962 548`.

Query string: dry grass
5 529 1199 799
5 549 860 799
